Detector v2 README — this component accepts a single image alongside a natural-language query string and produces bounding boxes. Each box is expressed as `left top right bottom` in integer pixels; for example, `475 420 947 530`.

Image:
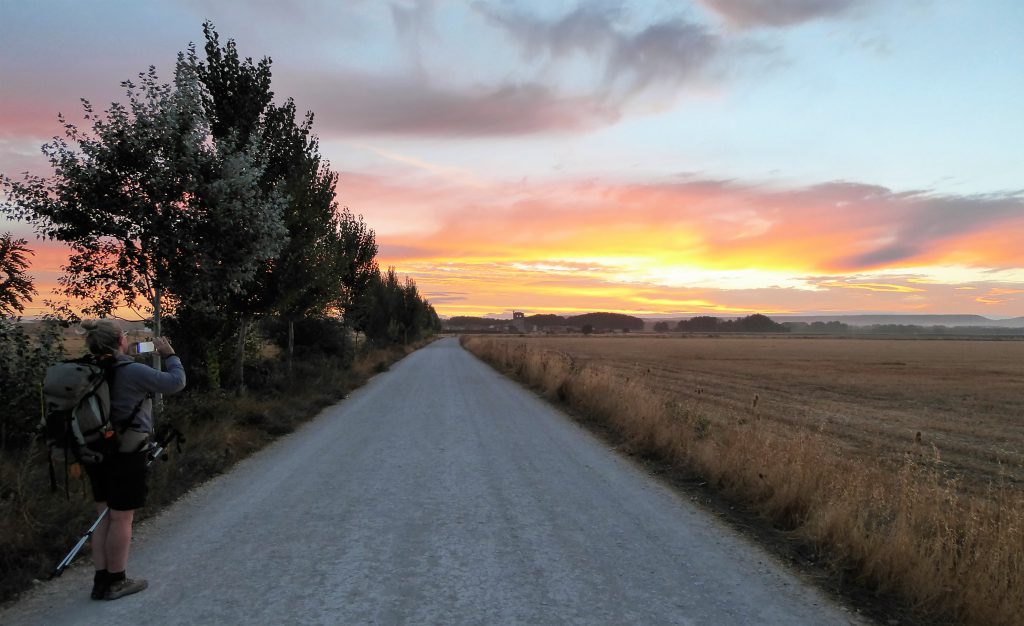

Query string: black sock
109 570 126 583
93 570 109 584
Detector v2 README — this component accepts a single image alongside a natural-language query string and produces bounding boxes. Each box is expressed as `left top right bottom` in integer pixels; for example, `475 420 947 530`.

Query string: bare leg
91 503 109 571
105 509 135 573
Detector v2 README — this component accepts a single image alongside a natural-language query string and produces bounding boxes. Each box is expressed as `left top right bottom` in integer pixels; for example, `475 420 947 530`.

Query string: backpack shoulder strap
107 359 153 433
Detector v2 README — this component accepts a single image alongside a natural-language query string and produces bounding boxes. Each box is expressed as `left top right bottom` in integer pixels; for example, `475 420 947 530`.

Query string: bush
0 319 64 450
163 310 235 391
264 317 355 364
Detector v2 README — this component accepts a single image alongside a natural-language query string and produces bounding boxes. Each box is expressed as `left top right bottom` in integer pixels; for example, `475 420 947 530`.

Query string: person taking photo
79 319 186 600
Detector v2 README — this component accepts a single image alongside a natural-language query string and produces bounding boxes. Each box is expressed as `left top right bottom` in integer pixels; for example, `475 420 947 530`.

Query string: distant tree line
0 23 439 398
652 317 1024 337
783 322 1024 337
655 314 790 333
446 312 644 333
782 321 850 334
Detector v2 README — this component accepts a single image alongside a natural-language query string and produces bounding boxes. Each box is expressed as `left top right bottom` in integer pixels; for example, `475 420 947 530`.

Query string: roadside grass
0 340 426 605
461 335 1024 626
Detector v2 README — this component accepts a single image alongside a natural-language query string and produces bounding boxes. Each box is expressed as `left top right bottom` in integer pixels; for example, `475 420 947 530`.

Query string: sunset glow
2 1 1022 318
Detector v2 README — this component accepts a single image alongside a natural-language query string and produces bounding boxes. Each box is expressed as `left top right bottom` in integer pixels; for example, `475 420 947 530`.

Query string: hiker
79 319 186 601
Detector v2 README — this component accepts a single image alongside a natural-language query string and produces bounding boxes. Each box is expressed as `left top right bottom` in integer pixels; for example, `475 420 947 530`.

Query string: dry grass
462 334 1024 626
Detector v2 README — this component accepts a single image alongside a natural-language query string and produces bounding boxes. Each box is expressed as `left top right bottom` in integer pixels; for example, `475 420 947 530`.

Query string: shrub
0 319 64 450
264 316 355 364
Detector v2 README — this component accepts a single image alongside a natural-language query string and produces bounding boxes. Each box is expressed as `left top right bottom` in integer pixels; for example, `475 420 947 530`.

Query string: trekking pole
50 428 184 578
52 508 108 578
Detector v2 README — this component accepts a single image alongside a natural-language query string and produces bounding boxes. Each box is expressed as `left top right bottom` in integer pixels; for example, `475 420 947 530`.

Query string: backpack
40 355 129 468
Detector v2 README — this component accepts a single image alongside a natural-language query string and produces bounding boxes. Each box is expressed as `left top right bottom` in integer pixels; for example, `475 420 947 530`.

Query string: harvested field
462 334 1024 626
507 335 1024 490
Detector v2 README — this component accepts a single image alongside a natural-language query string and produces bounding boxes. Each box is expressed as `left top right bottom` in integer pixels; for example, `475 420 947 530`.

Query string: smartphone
133 341 156 354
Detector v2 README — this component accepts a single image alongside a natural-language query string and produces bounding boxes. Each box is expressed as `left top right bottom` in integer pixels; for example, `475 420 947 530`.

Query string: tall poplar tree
0 56 286 349
192 23 380 380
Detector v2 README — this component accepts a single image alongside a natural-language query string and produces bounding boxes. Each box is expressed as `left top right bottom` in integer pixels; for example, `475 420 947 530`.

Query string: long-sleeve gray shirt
111 354 187 433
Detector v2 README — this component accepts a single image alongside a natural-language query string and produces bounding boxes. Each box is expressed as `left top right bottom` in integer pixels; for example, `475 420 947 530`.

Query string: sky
2 0 1023 319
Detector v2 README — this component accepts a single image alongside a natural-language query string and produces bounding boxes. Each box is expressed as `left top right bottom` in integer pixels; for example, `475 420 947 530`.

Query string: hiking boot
104 577 148 600
90 583 109 601
90 571 110 601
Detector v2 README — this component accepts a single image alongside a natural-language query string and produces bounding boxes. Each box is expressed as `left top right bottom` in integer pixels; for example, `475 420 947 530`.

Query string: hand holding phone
153 337 175 358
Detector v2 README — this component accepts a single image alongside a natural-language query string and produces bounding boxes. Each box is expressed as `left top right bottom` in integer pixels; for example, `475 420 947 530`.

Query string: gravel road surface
1 337 868 625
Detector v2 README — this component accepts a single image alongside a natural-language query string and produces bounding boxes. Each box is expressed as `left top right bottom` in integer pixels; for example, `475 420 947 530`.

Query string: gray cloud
282 71 621 137
695 0 867 28
262 3 739 138
0 2 751 142
478 3 723 96
844 244 920 267
832 189 1024 269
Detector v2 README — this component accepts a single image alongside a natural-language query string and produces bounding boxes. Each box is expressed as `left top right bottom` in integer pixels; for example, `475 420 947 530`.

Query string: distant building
512 311 527 333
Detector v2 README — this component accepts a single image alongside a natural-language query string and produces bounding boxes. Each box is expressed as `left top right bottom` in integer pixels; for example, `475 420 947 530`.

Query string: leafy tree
348 270 381 345
0 233 36 316
567 312 644 331
189 24 380 382
733 313 789 333
331 209 378 318
445 317 487 328
653 321 670 332
677 316 720 332
676 314 788 333
257 108 377 371
0 58 286 346
525 314 566 328
399 276 440 341
184 25 286 388
350 268 438 347
194 21 273 149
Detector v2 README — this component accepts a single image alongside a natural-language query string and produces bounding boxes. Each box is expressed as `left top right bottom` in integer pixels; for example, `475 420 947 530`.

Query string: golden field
502 335 1024 489
462 334 1023 626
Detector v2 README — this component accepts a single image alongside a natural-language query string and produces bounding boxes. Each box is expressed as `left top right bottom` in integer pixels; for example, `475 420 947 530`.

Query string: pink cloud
695 0 868 28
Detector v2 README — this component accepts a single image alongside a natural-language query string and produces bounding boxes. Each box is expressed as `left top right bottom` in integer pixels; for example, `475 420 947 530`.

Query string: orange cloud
819 281 926 293
352 173 1024 274
348 174 1024 316
8 167 1024 318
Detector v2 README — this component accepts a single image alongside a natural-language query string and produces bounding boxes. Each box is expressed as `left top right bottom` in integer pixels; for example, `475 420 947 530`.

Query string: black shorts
84 449 149 511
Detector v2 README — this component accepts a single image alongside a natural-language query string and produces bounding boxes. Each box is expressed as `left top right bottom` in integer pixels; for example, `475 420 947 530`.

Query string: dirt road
1 337 867 625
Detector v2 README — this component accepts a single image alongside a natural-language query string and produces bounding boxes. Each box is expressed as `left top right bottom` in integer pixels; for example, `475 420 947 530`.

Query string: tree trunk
152 285 163 418
235 316 249 396
287 319 295 379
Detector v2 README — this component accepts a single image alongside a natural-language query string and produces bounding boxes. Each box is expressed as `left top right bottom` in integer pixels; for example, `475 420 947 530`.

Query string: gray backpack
40 355 127 466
